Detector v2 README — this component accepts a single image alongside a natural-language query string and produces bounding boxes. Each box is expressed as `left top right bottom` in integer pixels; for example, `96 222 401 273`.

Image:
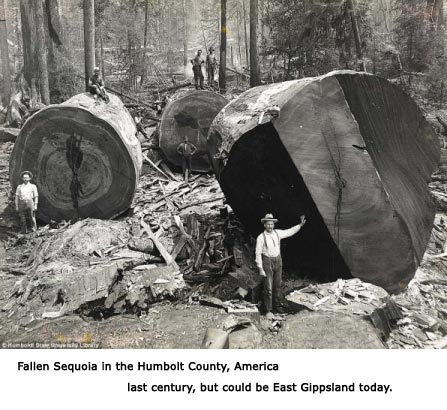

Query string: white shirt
15 183 38 209
255 224 302 270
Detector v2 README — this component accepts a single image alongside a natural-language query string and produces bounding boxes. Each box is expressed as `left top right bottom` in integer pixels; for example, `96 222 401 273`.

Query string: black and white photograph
0 0 446 352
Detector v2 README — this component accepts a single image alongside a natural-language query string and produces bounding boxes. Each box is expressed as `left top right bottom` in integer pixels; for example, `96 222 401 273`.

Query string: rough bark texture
83 0 95 90
208 70 440 293
249 0 260 86
34 0 50 104
10 93 142 223
219 0 227 90
0 0 11 105
160 90 228 172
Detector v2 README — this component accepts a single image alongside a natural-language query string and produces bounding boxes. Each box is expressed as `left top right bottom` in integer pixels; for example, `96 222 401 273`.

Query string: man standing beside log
15 171 38 234
190 50 205 90
206 47 218 86
177 136 197 182
256 213 306 318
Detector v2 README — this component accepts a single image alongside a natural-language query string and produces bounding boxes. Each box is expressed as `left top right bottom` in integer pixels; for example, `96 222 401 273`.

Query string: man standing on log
206 47 218 86
15 171 38 234
88 67 109 102
177 136 197 182
256 213 306 319
190 50 205 90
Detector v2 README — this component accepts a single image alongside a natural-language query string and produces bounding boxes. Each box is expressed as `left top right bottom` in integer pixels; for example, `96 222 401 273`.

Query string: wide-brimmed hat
20 171 33 179
261 213 277 223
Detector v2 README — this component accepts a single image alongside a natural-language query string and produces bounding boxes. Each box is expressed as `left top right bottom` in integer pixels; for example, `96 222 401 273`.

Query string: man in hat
255 213 306 318
88 67 109 102
190 50 205 90
15 171 38 234
177 135 198 182
206 46 218 86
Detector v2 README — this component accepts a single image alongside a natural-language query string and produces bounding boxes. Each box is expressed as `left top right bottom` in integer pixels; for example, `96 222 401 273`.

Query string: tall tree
83 0 95 90
250 0 260 86
243 0 249 67
183 0 188 72
0 0 11 105
34 0 50 104
219 0 227 90
346 0 366 71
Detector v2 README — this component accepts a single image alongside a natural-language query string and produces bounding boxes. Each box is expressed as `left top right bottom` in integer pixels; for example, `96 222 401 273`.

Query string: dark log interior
220 122 352 281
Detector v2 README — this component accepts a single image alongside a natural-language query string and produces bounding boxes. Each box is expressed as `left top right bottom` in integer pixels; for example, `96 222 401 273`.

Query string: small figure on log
177 135 197 182
133 111 148 139
206 46 218 86
190 50 205 90
255 213 306 319
15 171 38 234
88 67 109 102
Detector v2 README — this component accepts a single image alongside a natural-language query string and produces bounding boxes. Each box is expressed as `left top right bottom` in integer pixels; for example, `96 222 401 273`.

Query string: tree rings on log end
208 71 440 293
160 90 228 172
10 93 142 223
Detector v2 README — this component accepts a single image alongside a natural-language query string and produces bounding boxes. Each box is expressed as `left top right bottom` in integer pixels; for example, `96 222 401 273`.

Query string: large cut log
160 90 228 172
10 93 142 223
208 70 440 293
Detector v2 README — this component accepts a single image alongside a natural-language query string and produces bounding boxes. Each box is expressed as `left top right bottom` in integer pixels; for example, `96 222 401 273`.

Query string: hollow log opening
220 122 352 282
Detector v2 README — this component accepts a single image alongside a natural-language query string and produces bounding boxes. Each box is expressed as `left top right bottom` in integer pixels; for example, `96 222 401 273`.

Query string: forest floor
2 86 447 349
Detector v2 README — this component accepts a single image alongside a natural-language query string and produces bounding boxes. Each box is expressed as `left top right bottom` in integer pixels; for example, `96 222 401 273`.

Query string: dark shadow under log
10 93 142 223
160 90 228 172
208 71 440 293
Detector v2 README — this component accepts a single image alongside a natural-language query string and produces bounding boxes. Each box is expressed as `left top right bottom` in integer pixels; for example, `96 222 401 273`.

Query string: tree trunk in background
141 0 149 86
249 0 260 86
0 0 11 105
99 22 105 80
183 0 188 72
219 0 227 90
83 0 95 90
236 9 243 67
243 0 249 67
34 0 50 104
346 0 365 72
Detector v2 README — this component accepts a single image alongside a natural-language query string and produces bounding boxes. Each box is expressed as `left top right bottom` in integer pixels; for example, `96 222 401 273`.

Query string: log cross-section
10 93 143 223
207 70 440 293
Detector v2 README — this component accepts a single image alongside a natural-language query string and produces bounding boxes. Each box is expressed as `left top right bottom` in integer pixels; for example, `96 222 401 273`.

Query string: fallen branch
142 153 172 180
140 217 173 265
178 195 225 210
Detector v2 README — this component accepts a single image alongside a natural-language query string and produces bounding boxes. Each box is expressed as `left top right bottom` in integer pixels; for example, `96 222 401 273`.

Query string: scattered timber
9 93 143 223
208 70 440 292
160 90 228 172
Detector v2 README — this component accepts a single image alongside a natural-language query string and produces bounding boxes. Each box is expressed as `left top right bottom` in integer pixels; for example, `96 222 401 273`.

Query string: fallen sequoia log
160 90 228 172
9 93 142 223
208 70 440 293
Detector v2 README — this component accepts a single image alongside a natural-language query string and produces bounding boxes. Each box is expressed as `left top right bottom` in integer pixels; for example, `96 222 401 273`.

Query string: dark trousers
182 155 192 181
18 199 37 234
262 255 282 313
207 65 216 85
193 66 204 89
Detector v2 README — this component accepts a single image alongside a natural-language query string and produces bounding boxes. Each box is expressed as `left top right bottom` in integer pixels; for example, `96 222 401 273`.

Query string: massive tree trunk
0 0 11 105
346 0 365 72
182 0 188 73
243 0 249 67
159 90 228 172
208 71 440 293
83 0 95 90
10 93 142 223
219 0 227 90
249 0 260 86
34 0 50 104
20 0 37 91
